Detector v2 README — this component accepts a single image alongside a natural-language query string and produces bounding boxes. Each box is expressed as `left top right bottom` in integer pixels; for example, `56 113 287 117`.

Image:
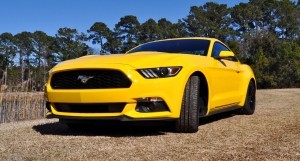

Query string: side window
212 42 229 58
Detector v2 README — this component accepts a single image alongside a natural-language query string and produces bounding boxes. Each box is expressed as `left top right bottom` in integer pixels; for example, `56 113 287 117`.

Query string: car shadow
33 111 238 137
199 110 238 125
32 121 170 137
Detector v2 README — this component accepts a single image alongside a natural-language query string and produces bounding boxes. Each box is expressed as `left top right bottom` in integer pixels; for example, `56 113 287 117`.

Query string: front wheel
175 76 203 133
241 81 256 115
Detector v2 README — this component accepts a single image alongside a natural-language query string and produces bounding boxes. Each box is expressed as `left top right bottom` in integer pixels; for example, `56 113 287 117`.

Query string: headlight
137 66 182 78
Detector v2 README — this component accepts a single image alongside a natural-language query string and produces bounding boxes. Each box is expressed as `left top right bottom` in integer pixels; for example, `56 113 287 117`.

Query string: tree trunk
20 55 24 85
4 67 7 85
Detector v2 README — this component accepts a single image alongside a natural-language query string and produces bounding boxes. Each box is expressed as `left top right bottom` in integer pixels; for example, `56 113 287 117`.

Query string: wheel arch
190 71 209 116
250 78 256 89
237 64 256 106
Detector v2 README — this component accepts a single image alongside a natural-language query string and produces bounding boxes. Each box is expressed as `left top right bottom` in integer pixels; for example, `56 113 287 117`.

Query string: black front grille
54 103 126 113
50 70 132 89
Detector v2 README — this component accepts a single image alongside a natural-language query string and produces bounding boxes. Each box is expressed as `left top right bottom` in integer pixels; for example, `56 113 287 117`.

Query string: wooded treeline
0 0 299 91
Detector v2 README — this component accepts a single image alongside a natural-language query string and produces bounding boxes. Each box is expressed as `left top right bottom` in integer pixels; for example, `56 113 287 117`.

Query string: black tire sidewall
176 76 201 133
243 81 256 115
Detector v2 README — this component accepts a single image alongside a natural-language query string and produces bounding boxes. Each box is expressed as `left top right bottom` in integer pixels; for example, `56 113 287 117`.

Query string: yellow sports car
45 37 256 133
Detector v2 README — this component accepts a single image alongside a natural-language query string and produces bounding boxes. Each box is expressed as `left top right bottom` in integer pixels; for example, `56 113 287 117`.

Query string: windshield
127 39 210 56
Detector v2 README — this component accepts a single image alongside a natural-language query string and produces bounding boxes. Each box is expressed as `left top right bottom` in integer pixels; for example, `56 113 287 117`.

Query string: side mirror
217 51 235 59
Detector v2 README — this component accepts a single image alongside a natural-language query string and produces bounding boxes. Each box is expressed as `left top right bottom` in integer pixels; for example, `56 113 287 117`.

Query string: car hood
53 52 184 71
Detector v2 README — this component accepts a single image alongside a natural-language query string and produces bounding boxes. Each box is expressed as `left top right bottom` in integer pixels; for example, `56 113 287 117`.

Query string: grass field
0 89 299 161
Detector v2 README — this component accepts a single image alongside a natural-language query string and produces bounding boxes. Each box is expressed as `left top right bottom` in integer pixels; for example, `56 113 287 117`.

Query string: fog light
136 103 155 112
135 97 169 112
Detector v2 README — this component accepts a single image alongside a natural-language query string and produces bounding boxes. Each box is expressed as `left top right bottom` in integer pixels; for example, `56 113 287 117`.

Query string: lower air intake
54 103 126 113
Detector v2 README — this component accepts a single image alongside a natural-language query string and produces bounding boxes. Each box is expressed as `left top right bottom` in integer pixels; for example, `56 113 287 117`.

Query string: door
208 42 241 108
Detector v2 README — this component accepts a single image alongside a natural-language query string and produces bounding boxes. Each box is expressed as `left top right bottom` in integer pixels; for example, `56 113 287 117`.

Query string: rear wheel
175 76 203 133
241 81 256 115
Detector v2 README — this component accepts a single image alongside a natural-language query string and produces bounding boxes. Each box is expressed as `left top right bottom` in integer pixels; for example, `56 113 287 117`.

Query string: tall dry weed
0 92 46 123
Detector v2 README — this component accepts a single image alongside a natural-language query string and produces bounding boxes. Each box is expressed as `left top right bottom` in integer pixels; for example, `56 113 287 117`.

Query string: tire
241 81 256 115
175 76 203 133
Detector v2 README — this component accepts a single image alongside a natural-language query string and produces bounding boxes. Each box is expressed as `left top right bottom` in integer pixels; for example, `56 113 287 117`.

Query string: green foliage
158 18 176 38
251 47 276 88
0 1 299 89
231 2 260 36
184 2 233 41
139 19 161 43
275 42 300 87
88 22 112 54
103 32 122 54
31 31 55 84
14 32 34 83
115 15 141 53
0 33 16 69
52 27 90 61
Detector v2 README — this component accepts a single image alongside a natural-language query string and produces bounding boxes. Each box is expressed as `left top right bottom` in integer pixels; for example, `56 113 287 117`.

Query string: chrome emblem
77 75 94 84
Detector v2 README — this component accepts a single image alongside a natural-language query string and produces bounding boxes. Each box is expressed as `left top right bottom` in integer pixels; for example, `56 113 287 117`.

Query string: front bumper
46 64 187 120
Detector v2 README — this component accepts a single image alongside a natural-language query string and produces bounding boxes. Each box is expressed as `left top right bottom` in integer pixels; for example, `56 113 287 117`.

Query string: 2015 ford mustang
45 37 256 133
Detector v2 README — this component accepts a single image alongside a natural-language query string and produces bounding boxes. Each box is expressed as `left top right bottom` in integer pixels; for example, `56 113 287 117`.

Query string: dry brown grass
0 92 46 123
0 89 299 161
